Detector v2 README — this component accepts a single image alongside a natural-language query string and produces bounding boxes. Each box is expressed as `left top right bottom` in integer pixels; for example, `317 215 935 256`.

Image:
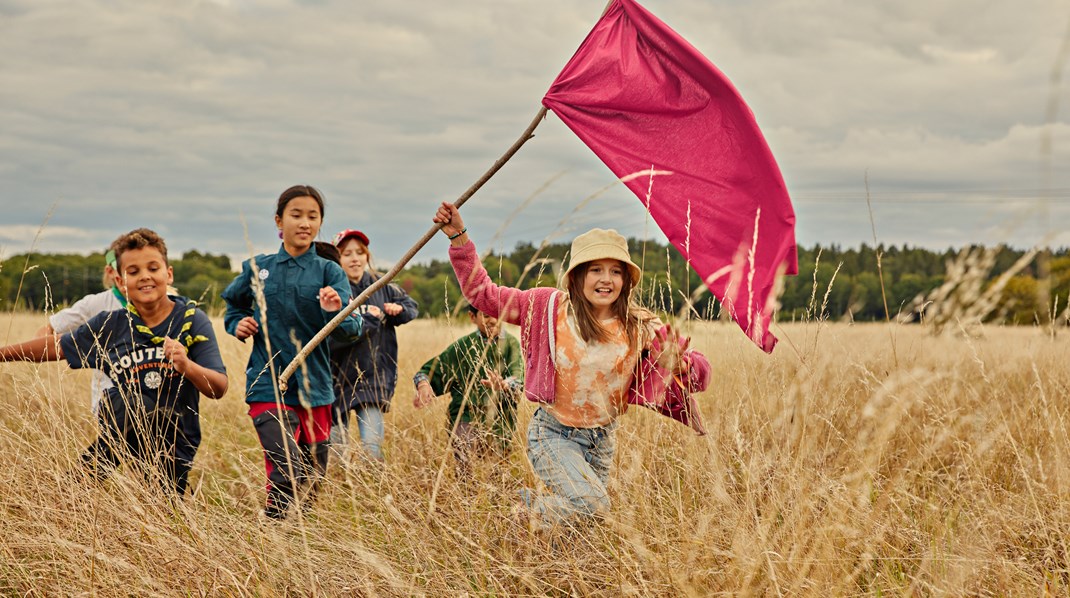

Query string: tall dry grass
1 311 1069 595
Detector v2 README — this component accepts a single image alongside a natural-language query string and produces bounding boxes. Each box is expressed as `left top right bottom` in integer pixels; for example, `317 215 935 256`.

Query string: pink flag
542 0 798 352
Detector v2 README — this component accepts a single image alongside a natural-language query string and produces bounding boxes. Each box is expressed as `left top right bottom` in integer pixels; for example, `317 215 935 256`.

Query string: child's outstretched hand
163 336 190 374
652 325 691 374
481 371 509 392
318 286 342 311
235 316 259 340
382 302 403 316
433 202 466 240
413 381 435 409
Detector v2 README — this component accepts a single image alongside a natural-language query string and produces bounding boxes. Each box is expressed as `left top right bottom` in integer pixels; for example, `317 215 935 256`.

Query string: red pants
248 402 332 518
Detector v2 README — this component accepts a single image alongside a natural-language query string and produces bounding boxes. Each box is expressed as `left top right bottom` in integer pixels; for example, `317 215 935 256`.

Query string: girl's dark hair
276 185 325 218
314 241 341 265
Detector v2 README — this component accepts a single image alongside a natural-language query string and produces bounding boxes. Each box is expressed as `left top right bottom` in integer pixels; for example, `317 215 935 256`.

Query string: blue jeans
524 408 617 527
332 404 385 461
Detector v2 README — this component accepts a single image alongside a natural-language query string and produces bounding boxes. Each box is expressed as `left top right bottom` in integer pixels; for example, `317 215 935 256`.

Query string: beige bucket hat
563 228 642 288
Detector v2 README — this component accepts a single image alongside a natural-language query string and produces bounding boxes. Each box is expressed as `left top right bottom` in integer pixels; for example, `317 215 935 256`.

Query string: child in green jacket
413 304 523 476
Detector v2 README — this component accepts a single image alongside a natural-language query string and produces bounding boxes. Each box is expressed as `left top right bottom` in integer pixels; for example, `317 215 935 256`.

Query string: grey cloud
1 0 1068 266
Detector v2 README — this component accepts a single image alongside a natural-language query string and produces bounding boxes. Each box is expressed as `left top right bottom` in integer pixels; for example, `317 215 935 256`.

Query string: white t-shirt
49 289 124 414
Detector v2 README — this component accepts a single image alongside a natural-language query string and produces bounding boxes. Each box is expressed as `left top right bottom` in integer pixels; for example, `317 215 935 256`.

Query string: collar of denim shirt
275 243 317 269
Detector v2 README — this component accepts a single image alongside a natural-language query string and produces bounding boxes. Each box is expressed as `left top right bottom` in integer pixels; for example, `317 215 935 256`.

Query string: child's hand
235 316 259 340
652 325 691 374
318 287 342 311
433 202 466 239
480 372 509 391
162 337 190 374
365 304 384 319
382 302 403 316
413 381 435 409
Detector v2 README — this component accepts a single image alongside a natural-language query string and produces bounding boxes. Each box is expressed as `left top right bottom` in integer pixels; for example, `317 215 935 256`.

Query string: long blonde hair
101 265 117 290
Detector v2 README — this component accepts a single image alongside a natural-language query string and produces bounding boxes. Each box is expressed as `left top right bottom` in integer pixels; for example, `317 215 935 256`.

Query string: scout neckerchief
127 298 209 351
111 286 128 307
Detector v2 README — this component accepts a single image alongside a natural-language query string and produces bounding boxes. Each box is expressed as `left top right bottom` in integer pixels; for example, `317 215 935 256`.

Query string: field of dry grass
1 311 1068 595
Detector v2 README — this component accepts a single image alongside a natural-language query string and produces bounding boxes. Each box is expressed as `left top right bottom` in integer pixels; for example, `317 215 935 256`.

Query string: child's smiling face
275 195 322 255
338 238 369 281
470 310 500 339
581 258 625 318
119 246 173 306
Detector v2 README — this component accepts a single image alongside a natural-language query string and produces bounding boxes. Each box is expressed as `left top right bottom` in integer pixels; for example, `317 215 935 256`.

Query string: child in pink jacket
434 202 710 529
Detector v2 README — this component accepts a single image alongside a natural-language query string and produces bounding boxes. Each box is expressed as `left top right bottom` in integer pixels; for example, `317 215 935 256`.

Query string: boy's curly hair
114 228 168 269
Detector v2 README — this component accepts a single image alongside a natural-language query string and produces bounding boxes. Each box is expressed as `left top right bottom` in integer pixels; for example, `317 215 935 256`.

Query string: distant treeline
2 242 1069 324
0 250 234 314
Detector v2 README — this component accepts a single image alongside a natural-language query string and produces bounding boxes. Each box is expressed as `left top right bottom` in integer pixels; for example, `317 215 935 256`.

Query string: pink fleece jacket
449 240 710 435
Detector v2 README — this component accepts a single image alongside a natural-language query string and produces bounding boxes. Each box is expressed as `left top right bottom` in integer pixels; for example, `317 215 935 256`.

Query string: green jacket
414 330 524 443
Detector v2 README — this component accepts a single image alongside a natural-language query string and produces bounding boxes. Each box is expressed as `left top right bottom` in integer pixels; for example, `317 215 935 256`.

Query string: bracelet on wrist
447 227 467 241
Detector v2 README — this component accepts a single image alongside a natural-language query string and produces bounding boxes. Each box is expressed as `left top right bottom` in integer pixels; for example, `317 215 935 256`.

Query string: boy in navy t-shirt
0 228 228 494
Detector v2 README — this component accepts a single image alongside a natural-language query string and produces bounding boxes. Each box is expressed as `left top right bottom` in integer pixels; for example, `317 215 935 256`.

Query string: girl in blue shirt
222 184 363 519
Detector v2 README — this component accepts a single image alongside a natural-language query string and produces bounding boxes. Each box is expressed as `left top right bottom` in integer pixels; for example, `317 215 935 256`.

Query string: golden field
0 312 1068 596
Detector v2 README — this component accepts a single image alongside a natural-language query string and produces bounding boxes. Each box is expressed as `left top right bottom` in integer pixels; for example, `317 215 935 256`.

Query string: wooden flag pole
278 106 548 392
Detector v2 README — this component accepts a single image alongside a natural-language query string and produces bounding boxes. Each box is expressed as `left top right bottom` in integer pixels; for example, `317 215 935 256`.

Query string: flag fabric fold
542 0 798 352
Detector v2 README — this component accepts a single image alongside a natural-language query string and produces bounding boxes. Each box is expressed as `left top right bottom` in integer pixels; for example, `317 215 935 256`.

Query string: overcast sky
2 0 1069 268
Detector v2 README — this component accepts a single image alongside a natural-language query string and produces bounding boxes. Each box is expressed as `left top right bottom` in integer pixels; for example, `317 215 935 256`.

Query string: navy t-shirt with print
59 297 226 449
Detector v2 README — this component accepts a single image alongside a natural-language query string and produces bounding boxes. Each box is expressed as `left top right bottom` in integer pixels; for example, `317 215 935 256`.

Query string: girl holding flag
433 202 710 529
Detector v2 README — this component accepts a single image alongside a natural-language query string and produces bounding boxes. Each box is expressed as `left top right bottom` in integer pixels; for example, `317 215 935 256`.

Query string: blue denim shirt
222 244 362 408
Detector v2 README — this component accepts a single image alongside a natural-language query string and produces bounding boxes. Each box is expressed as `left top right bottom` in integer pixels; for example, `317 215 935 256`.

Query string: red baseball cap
333 229 370 247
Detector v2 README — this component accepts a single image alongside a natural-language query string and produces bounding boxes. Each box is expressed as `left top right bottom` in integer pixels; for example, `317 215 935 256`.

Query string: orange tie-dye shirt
544 301 641 428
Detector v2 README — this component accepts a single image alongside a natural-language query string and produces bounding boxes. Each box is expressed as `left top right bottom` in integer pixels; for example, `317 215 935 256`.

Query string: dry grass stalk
907 245 1039 335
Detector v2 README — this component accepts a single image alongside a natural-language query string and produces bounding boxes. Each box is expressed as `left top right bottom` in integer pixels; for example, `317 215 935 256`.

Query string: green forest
2 241 1068 325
